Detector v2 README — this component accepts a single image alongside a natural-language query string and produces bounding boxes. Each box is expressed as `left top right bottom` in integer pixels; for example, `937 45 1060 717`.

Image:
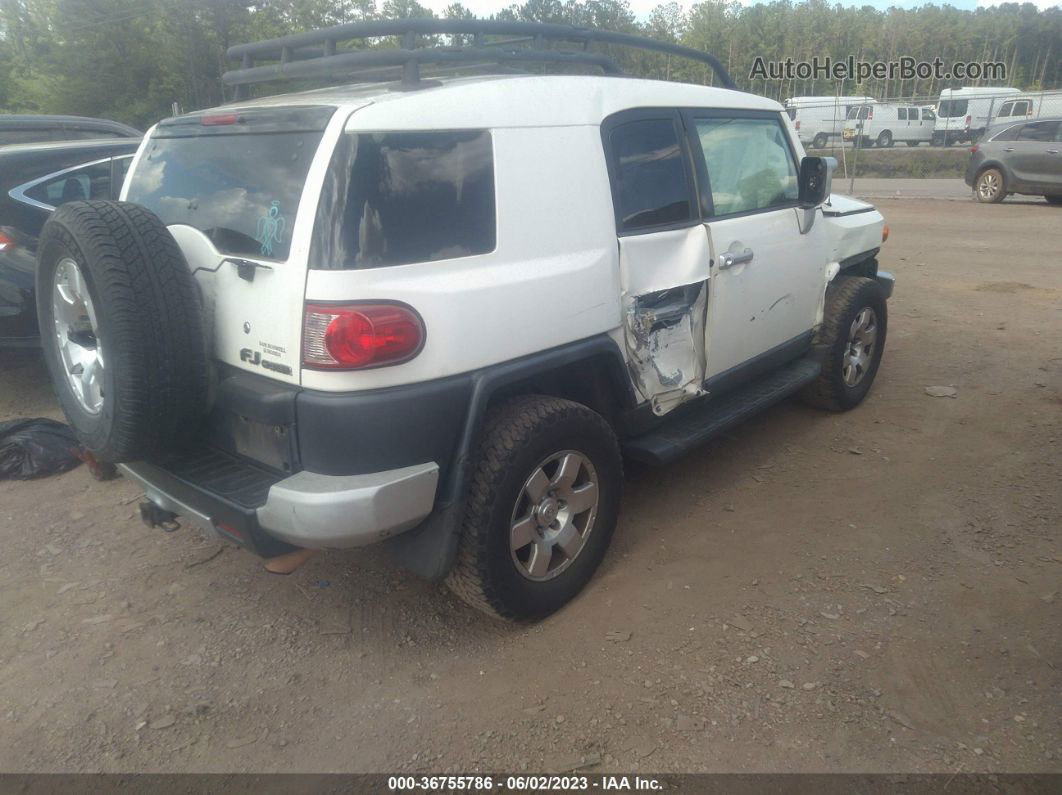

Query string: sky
417 0 1061 18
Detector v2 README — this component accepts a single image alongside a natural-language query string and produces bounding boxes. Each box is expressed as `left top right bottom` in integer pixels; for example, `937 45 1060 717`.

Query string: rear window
126 108 333 262
311 130 495 269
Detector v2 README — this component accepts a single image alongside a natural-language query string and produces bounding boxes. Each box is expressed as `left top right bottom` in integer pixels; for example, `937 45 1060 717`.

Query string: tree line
1 0 1059 130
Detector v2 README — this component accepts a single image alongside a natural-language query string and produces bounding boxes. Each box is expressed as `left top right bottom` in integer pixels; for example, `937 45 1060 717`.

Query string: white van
934 86 1019 145
842 102 936 148
991 90 1062 127
785 96 876 149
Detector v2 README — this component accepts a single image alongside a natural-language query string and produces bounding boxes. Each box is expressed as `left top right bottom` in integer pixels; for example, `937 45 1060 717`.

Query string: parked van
991 90 1062 126
785 96 877 149
934 87 1019 145
842 102 936 148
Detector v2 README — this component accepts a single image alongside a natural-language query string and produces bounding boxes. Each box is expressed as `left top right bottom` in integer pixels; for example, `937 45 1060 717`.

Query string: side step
623 357 821 465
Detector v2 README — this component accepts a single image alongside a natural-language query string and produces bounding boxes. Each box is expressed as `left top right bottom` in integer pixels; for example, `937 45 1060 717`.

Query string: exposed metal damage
623 282 707 416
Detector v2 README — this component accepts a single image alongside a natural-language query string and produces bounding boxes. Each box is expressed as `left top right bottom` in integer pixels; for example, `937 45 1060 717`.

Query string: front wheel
800 276 887 412
446 396 622 620
812 133 829 150
877 130 893 148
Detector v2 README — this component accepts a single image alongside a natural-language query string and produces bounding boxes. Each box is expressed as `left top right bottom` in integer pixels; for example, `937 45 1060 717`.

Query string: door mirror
798 156 836 208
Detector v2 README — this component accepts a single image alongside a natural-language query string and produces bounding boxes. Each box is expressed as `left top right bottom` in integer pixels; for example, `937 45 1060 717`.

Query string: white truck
785 95 876 149
34 20 894 620
934 86 1020 146
990 90 1062 128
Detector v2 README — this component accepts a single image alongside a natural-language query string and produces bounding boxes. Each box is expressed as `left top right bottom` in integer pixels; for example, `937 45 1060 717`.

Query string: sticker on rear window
255 201 286 257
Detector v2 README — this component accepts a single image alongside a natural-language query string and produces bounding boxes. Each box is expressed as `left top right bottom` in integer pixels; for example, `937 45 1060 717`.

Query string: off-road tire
876 130 893 148
36 201 208 462
812 133 829 150
800 276 887 412
446 396 622 621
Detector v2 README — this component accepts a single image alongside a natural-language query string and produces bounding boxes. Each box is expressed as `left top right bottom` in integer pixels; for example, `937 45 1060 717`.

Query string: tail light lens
0 231 13 252
794 120 800 130
303 303 424 370
970 144 979 153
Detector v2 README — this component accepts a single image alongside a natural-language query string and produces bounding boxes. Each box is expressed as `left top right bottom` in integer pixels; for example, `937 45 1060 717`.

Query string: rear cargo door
122 106 352 384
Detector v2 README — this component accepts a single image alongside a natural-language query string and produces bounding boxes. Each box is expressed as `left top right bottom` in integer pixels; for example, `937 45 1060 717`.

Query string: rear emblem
243 322 251 334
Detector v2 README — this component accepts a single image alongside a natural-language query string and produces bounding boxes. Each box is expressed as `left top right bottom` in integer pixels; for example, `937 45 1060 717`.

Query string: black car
1 139 142 347
965 117 1062 204
0 114 141 146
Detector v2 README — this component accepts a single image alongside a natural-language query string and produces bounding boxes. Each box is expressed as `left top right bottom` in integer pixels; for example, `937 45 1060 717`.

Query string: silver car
965 117 1062 204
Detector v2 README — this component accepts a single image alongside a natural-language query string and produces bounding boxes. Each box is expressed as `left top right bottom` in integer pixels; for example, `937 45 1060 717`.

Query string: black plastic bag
0 418 82 480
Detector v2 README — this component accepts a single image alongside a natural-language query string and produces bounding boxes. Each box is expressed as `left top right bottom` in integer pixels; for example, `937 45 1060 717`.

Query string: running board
623 357 821 465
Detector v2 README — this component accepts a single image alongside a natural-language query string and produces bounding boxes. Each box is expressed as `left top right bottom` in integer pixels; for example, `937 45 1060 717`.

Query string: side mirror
798 156 836 208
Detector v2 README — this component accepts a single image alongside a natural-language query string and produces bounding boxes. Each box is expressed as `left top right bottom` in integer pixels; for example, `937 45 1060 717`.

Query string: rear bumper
120 458 439 553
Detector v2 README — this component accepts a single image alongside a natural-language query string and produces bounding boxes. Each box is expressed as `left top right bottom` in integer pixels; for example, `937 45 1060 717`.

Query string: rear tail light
965 115 972 128
794 120 800 130
0 231 13 252
303 303 424 370
970 144 979 153
867 109 873 119
201 113 240 126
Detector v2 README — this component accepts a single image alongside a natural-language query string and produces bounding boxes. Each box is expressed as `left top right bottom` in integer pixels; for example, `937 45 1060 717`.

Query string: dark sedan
965 117 1062 204
0 114 141 146
1 138 141 347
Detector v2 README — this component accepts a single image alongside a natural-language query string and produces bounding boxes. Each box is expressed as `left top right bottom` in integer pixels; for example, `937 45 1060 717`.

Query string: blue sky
418 0 1059 18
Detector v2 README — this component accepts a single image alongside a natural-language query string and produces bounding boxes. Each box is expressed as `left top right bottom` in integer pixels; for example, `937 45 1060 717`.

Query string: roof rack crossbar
223 18 737 91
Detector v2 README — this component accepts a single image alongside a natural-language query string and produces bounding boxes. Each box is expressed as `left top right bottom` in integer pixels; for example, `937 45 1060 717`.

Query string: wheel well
976 162 1007 188
484 354 628 427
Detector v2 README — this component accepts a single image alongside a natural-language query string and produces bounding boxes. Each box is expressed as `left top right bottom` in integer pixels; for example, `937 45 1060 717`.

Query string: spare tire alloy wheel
52 258 104 414
510 450 599 581
36 201 208 463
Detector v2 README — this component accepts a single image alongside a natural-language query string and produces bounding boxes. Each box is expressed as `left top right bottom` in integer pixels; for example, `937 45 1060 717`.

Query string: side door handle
1004 147 1015 152
1047 149 1060 155
718 248 754 270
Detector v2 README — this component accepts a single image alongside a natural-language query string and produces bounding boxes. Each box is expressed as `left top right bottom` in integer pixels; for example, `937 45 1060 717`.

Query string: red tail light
201 113 239 126
303 303 424 370
0 231 14 252
794 120 800 130
970 144 979 153
867 109 873 119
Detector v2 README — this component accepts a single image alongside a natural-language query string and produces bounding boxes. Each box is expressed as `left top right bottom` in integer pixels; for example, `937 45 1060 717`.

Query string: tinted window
1018 121 1059 142
898 108 907 121
848 106 872 120
312 130 495 269
609 118 692 232
0 128 55 145
126 131 322 261
938 99 968 118
999 101 1015 117
992 124 1021 142
23 160 113 207
694 116 798 217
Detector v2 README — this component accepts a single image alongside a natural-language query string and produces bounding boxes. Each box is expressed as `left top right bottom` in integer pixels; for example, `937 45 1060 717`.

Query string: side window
22 160 113 208
692 115 799 217
898 108 907 121
923 108 936 120
1018 121 1059 142
607 117 693 233
992 124 1021 142
1015 101 1031 116
999 102 1014 117
312 130 495 269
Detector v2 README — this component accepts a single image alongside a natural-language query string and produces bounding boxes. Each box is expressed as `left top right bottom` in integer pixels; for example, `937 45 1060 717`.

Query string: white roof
211 74 780 128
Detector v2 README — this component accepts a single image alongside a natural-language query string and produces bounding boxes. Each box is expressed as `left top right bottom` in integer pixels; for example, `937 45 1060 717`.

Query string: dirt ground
0 198 1058 774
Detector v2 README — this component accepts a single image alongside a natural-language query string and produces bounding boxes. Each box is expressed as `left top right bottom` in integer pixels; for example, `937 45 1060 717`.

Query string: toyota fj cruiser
36 20 893 620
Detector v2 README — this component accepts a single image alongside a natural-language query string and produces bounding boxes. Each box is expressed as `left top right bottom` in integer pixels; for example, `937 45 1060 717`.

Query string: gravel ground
0 198 1059 774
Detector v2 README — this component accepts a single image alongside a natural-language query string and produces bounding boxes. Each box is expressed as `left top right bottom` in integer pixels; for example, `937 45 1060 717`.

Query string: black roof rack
223 18 737 96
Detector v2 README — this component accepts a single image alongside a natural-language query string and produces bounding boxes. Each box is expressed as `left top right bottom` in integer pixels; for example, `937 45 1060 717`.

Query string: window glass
999 102 1014 117
126 130 321 261
609 118 692 231
785 109 796 121
898 108 907 121
1015 101 1031 116
312 130 495 269
0 128 54 145
922 108 936 120
24 160 113 207
992 124 1021 142
694 116 799 217
1018 121 1059 142
938 99 968 118
111 156 132 196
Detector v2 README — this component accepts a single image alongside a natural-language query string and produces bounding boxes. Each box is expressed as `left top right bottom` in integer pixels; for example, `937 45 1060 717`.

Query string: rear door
122 106 345 384
1009 121 1061 190
603 109 709 415
683 109 825 383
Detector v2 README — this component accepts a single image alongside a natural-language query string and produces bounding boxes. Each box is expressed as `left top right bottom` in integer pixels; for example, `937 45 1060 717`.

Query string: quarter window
608 117 693 232
898 108 908 121
23 160 114 207
312 130 495 269
693 116 799 217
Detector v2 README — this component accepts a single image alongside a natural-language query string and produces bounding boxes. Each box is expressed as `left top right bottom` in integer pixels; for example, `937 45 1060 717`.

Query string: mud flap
623 282 707 416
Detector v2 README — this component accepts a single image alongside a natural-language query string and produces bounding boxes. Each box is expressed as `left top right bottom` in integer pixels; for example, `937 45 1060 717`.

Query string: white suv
35 20 893 620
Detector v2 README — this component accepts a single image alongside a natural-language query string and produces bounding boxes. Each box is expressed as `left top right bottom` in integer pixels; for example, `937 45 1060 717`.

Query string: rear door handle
1048 149 1060 155
718 248 754 269
1004 147 1015 152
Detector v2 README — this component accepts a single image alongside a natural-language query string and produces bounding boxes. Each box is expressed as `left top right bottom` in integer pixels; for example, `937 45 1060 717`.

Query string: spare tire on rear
36 200 208 463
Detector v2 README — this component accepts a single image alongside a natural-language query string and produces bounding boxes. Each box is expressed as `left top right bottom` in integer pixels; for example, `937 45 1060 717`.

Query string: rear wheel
876 130 893 148
974 168 1006 203
801 276 887 412
812 133 829 150
446 396 622 621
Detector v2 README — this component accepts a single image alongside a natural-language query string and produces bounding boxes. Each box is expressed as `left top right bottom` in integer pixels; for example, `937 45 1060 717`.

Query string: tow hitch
139 501 180 532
